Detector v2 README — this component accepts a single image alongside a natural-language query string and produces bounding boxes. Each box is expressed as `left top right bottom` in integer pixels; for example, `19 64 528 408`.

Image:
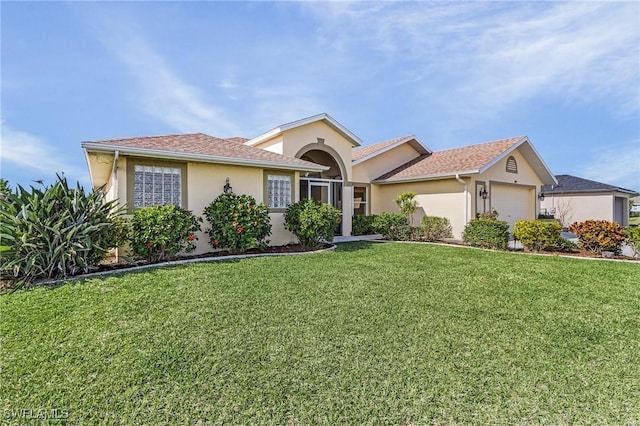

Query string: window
353 186 368 215
266 174 292 209
132 164 182 208
506 156 518 173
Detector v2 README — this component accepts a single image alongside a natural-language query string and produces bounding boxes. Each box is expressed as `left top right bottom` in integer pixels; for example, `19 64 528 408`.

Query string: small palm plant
394 192 418 225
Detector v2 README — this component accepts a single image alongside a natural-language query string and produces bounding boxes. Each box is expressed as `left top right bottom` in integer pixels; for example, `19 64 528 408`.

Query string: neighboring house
82 113 556 253
631 196 640 214
540 174 636 227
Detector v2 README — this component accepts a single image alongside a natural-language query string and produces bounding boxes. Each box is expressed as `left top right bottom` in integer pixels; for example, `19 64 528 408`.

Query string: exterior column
342 185 353 236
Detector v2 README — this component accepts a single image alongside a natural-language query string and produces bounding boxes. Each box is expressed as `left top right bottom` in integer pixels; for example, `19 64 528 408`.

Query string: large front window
132 164 182 208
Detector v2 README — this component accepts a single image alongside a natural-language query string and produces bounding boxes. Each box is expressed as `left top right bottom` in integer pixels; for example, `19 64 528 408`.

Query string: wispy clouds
302 2 639 118
84 6 241 136
0 121 86 182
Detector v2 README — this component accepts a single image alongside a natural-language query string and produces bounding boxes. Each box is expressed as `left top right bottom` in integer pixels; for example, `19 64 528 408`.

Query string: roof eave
478 137 557 185
81 142 329 172
245 113 362 147
352 135 431 166
372 170 479 184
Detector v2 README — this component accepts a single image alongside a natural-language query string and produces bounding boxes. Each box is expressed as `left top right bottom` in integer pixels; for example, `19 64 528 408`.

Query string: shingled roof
352 135 430 163
542 174 636 194
373 136 526 183
82 133 326 172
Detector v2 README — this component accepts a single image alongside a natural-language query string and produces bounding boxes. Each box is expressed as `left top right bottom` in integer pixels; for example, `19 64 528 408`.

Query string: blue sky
2 1 639 191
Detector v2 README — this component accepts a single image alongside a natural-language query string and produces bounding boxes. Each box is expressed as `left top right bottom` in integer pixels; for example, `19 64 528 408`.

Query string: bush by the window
420 216 453 241
372 212 410 240
462 218 509 250
352 215 377 236
284 199 341 248
130 205 201 263
0 175 121 286
569 220 625 254
203 193 271 252
513 220 562 252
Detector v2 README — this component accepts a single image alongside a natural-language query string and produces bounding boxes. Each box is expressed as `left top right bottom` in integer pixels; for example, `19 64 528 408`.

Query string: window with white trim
353 186 368 215
133 165 182 208
266 174 292 209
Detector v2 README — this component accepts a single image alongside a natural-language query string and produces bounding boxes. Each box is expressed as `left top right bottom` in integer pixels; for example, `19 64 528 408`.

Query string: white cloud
302 2 640 118
0 122 86 182
87 8 241 136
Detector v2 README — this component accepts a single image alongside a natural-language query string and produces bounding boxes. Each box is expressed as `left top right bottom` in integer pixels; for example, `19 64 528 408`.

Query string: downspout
455 174 468 225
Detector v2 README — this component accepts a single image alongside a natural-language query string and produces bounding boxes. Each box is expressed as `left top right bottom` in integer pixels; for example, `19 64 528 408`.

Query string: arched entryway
298 149 344 235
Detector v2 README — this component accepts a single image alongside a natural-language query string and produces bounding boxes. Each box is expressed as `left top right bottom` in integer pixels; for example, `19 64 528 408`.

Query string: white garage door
490 184 533 231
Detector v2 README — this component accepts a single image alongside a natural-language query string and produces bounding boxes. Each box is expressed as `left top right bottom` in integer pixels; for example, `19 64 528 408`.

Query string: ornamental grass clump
203 193 271 252
284 199 340 248
130 205 201 263
0 175 122 286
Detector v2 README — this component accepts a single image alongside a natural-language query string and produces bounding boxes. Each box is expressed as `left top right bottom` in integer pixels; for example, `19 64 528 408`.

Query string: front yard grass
2 242 639 424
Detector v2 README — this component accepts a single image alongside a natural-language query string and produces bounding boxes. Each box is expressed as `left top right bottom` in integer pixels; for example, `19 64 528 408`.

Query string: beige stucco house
540 174 636 227
82 113 556 253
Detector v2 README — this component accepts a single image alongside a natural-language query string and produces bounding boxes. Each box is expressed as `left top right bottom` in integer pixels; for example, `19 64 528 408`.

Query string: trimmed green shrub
352 215 377 236
372 212 411 240
513 220 562 251
203 193 271 252
569 220 625 254
284 199 341 248
130 205 201 263
624 226 640 257
462 218 509 250
0 175 121 286
420 216 453 241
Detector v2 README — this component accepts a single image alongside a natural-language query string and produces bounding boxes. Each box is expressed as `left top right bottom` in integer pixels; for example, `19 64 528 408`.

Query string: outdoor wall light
538 192 545 201
223 177 232 193
479 188 488 199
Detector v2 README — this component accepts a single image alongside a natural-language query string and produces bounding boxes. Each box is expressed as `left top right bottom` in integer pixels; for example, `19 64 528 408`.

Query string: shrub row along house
82 113 558 254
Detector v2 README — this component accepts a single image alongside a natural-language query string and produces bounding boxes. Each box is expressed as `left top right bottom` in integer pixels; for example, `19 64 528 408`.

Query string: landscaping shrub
352 215 377 236
625 226 640 257
462 218 509 250
394 192 418 225
284 199 341 248
130 205 201 263
372 212 411 240
513 219 562 251
420 216 453 241
476 210 500 221
568 220 625 254
203 193 271 252
0 175 121 286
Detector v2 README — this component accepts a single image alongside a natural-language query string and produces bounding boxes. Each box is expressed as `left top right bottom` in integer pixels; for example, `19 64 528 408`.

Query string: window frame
353 184 369 216
263 170 294 212
126 158 188 212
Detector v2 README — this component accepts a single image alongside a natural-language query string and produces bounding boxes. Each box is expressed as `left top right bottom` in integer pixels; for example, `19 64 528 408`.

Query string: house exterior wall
373 179 467 238
352 144 421 183
110 156 300 255
540 192 630 226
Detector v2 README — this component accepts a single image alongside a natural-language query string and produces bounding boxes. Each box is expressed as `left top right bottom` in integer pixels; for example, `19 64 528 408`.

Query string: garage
490 184 534 231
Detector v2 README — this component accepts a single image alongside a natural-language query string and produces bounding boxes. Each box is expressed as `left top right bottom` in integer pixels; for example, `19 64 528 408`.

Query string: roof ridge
436 135 526 153
84 133 209 143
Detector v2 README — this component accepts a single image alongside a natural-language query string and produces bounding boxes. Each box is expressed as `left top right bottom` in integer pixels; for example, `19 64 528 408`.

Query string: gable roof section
542 174 636 195
245 113 362 147
352 135 431 164
373 136 556 185
82 133 327 172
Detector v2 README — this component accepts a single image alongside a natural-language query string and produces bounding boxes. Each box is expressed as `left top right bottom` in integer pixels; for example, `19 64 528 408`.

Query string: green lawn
2 242 639 424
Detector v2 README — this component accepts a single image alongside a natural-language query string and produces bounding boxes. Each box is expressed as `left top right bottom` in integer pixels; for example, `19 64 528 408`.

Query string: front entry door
301 178 343 236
